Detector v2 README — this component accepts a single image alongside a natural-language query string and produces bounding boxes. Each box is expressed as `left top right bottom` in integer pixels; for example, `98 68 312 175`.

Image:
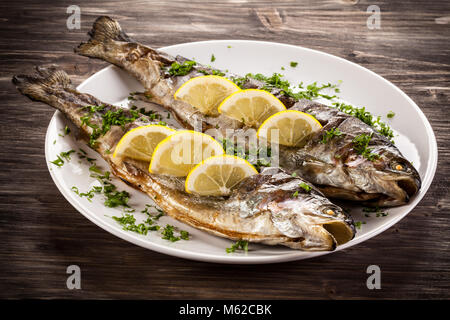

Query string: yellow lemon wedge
174 75 240 115
149 130 225 177
257 110 322 147
185 155 258 196
218 89 286 128
113 125 176 162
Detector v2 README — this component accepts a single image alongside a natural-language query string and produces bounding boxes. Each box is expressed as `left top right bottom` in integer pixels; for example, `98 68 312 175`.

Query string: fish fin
75 16 132 57
12 65 71 102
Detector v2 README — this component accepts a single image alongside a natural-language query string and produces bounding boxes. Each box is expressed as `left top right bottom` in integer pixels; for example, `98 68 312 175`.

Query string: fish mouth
322 221 355 245
318 170 421 207
282 220 354 251
396 175 421 200
375 171 421 207
268 199 355 251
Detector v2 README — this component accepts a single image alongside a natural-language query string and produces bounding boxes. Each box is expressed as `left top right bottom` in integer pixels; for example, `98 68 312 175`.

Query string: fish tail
12 65 104 132
75 16 132 57
12 65 72 104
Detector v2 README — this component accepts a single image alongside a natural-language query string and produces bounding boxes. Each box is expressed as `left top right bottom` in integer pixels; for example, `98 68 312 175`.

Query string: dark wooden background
0 0 449 299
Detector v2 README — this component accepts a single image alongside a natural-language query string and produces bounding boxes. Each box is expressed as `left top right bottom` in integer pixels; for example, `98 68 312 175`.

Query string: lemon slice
113 125 176 162
149 130 225 176
185 155 258 196
218 89 286 127
174 75 240 115
257 110 322 147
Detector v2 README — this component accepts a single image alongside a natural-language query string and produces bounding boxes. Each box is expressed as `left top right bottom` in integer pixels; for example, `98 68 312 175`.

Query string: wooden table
1 0 448 299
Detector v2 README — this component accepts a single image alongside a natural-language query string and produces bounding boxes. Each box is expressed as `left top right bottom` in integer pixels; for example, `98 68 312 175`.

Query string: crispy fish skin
12 65 355 251
76 16 421 207
280 100 421 207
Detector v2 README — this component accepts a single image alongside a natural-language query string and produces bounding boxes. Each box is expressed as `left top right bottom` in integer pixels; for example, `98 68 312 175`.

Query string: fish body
13 65 355 251
76 16 421 207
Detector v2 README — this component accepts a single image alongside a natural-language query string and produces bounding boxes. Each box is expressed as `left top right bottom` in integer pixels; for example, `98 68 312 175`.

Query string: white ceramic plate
45 40 437 264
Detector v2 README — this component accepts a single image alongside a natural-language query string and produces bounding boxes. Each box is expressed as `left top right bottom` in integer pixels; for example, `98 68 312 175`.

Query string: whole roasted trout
76 16 421 207
12 65 355 251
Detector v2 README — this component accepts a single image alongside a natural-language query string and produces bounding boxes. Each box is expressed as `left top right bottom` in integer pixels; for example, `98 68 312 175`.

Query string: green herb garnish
363 207 388 217
210 54 216 62
112 214 160 235
299 182 312 192
231 73 338 101
220 138 271 171
321 128 343 144
59 125 71 137
167 60 196 76
161 224 181 242
198 68 225 77
354 221 366 229
50 155 64 167
290 61 298 68
180 230 190 240
226 240 249 253
50 150 76 167
352 133 380 161
81 105 140 147
332 102 394 141
387 111 395 118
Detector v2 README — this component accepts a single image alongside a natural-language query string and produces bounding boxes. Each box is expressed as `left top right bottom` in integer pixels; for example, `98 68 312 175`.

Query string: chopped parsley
71 185 101 202
231 73 338 101
60 150 75 161
198 68 225 77
321 128 343 144
290 61 298 68
299 182 312 192
354 221 366 229
59 125 71 137
72 162 131 209
50 150 76 167
113 214 160 235
161 224 190 242
226 240 249 253
363 207 388 217
292 190 299 197
210 54 216 62
180 230 190 240
332 102 394 142
142 204 164 221
387 111 395 118
220 138 271 171
352 133 380 161
50 155 64 167
167 60 196 76
227 45 232 48
81 105 140 147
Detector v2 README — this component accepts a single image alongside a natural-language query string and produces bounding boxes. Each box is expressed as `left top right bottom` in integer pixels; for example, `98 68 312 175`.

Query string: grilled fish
12 65 355 251
76 16 421 207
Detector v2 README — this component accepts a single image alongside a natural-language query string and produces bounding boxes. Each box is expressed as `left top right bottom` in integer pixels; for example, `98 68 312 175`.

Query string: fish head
233 167 355 251
343 141 421 207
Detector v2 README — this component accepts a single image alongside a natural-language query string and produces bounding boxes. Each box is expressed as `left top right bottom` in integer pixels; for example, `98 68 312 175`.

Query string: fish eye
391 161 407 171
322 208 336 216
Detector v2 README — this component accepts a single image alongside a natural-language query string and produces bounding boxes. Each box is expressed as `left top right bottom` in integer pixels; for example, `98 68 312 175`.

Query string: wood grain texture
0 0 449 299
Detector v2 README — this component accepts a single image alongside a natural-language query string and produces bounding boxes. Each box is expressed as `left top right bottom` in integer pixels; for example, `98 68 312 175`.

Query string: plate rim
44 39 438 264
